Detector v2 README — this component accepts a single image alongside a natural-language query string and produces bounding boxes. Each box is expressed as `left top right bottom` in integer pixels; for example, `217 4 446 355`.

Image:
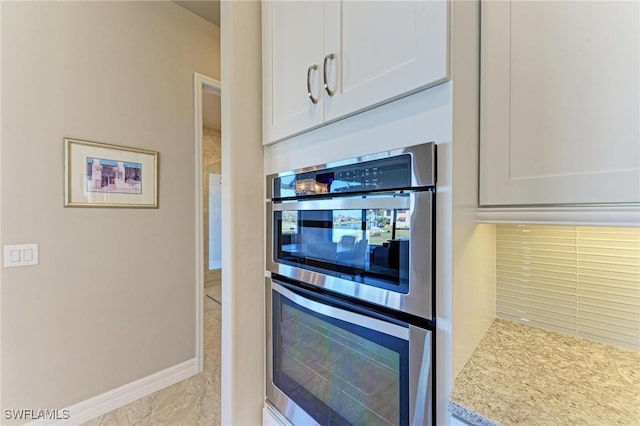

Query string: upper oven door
267 191 433 319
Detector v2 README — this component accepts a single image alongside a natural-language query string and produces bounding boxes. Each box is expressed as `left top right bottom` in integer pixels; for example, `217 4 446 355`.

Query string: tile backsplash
496 225 640 351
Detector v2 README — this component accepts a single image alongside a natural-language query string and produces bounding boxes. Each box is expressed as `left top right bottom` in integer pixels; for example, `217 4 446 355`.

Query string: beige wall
1 0 219 414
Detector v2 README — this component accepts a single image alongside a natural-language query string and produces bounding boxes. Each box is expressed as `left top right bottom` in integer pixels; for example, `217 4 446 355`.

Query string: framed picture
64 138 158 208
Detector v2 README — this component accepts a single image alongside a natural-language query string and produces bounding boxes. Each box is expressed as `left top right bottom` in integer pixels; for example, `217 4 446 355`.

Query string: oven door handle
271 279 409 340
270 195 411 212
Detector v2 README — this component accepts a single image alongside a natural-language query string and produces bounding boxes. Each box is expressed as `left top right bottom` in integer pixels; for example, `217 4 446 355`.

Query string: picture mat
66 139 157 207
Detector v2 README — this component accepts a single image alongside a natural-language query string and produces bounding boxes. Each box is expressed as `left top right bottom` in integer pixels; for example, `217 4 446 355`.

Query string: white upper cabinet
480 1 640 206
262 0 449 144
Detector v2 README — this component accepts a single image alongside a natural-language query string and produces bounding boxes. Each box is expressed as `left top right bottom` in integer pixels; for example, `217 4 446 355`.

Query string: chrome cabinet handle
323 53 336 96
306 64 319 104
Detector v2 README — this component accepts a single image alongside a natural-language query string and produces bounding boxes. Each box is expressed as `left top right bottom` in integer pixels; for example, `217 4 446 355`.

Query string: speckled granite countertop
449 319 640 425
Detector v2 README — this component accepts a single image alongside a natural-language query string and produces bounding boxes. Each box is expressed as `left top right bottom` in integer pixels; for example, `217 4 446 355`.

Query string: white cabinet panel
480 1 640 206
263 0 325 143
324 0 448 120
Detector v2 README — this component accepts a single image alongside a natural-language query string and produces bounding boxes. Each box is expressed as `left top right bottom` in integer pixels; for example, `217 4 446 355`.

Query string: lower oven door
266 277 433 426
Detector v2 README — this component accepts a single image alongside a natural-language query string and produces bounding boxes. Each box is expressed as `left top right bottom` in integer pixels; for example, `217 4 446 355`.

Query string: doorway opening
194 73 222 375
203 95 222 304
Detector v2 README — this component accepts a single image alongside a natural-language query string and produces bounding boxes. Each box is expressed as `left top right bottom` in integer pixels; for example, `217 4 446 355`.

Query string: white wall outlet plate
4 244 39 267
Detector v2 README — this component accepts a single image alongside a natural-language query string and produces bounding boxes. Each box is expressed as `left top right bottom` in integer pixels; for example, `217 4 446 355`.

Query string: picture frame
64 137 159 208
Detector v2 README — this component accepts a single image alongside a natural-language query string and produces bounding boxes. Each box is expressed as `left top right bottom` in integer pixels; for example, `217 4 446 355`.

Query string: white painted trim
477 206 640 227
220 2 265 423
193 72 221 373
26 358 198 426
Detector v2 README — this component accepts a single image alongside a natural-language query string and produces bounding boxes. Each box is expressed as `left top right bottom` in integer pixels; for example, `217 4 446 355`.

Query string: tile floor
82 294 221 426
206 284 222 305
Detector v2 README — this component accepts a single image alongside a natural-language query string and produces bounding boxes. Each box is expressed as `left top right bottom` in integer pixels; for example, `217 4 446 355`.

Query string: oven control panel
273 155 412 198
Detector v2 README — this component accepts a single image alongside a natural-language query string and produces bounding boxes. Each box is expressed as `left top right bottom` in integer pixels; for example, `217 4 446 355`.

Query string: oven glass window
273 289 409 425
275 207 411 292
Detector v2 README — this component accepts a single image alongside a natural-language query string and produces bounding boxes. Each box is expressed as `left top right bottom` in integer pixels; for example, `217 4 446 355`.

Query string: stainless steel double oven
266 143 436 425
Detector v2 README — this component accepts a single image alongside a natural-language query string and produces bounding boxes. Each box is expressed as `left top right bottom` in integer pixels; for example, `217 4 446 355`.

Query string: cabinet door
324 0 448 121
262 0 325 144
480 1 640 206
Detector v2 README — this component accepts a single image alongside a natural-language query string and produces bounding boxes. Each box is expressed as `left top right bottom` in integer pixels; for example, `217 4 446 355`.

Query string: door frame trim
194 72 222 372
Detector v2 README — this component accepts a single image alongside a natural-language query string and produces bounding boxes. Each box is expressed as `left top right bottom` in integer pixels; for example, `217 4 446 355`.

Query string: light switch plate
4 244 39 267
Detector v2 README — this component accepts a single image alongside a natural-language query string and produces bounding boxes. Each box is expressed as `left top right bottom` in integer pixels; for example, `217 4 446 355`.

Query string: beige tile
149 375 216 426
204 344 221 379
124 374 220 426
81 407 130 426
204 306 221 353
122 392 157 425
206 285 222 305
136 382 191 425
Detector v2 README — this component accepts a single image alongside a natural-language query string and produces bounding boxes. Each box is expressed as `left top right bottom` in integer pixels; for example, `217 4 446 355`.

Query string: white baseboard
27 358 198 426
